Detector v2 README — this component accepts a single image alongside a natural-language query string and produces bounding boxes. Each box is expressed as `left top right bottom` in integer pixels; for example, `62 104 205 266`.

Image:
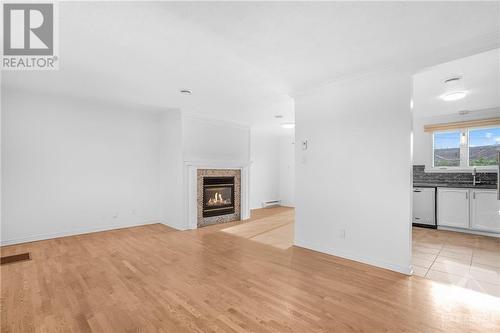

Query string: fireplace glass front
202 176 235 217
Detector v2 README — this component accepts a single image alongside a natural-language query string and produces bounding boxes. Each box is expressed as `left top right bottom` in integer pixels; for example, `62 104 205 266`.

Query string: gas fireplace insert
202 176 235 217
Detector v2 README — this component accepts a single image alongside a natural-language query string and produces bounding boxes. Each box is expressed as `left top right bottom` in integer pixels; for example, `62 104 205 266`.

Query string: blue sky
469 128 500 147
434 128 500 149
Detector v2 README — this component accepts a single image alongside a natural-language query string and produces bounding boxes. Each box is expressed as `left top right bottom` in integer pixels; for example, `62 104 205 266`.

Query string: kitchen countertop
413 183 497 189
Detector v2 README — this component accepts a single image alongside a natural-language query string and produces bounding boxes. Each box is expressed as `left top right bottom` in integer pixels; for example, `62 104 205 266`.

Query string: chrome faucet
472 167 477 186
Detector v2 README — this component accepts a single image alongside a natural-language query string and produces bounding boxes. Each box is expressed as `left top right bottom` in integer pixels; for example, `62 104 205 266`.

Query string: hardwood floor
220 207 294 249
1 207 500 332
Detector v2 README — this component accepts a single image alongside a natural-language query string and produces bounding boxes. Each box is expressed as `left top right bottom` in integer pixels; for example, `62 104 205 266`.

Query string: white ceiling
413 49 500 119
2 1 500 132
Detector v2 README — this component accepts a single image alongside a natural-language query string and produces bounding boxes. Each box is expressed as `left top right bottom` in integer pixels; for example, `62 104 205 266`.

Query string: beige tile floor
413 227 500 297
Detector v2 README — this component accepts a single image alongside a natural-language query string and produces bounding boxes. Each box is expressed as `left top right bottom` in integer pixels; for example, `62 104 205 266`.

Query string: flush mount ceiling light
281 122 295 129
441 91 467 101
440 77 467 101
180 89 192 95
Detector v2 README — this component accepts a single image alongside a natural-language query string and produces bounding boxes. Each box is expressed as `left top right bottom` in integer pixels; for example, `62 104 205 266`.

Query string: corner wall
278 135 295 207
294 71 412 274
250 130 280 209
159 110 184 230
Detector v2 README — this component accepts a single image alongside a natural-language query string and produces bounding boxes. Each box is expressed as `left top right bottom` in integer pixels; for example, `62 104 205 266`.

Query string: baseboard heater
262 200 281 208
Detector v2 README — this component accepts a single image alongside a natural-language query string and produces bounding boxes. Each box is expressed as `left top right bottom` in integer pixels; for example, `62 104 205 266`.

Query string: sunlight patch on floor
430 280 500 312
220 208 294 249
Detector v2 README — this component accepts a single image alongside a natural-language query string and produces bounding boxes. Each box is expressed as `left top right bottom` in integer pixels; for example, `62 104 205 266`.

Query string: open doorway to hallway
246 114 296 250
411 49 500 297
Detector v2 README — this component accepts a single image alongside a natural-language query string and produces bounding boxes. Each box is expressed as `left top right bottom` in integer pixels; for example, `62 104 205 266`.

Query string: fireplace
202 176 235 217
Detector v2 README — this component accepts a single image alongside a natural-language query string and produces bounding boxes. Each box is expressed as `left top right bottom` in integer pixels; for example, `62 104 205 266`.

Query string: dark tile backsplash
413 165 498 185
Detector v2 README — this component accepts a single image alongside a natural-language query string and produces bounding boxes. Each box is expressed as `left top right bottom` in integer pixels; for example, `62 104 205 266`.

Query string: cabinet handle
466 192 468 200
473 192 476 200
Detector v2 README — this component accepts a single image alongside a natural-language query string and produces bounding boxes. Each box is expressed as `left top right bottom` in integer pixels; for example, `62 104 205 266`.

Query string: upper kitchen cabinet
471 189 500 233
437 188 470 229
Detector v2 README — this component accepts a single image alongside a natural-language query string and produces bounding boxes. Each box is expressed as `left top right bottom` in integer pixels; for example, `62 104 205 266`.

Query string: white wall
278 135 295 207
294 71 412 274
1 91 288 243
249 131 295 210
182 116 250 162
1 90 182 244
159 109 184 230
413 107 500 168
250 130 280 209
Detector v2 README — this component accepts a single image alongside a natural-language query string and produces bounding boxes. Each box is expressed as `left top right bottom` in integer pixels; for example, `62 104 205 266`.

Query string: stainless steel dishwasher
412 187 436 228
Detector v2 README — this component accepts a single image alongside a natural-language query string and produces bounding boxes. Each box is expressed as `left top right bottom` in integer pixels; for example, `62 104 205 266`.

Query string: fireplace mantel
183 160 251 229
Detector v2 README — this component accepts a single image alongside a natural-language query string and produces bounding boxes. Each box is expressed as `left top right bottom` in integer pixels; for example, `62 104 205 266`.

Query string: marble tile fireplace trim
197 169 240 227
184 160 251 229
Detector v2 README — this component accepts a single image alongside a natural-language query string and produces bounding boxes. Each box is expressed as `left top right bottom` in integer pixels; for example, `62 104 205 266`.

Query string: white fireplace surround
184 160 251 229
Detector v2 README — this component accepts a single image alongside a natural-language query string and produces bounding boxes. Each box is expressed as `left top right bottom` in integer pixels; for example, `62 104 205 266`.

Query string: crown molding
292 31 500 99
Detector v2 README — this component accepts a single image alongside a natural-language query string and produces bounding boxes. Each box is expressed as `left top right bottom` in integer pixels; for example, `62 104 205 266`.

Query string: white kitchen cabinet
471 189 500 233
437 188 470 229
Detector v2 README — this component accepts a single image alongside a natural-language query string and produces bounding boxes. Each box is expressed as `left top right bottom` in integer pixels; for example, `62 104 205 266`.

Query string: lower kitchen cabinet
437 188 500 234
437 188 470 229
471 189 500 233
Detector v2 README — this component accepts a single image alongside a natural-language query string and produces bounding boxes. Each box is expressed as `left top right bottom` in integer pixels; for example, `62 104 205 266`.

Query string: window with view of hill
469 127 500 166
433 131 461 167
432 126 500 169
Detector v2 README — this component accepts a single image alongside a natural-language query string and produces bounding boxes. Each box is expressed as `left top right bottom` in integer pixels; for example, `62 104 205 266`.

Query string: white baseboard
0 220 163 246
437 226 500 238
162 222 189 231
294 239 412 275
280 203 295 208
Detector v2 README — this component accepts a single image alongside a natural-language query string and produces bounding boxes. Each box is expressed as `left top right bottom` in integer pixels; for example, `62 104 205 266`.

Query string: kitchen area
411 49 500 297
413 164 499 233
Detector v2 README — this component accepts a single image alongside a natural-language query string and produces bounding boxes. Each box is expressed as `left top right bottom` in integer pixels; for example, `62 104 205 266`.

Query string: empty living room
1 1 500 332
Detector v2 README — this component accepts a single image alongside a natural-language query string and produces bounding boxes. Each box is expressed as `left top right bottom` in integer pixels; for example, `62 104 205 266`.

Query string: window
433 131 461 167
469 127 500 166
432 126 500 169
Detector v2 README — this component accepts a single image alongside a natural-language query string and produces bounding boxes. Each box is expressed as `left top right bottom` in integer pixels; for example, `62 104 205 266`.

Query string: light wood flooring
1 207 500 332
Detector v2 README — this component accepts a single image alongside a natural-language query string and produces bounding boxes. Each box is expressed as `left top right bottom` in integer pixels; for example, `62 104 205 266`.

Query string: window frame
431 129 463 169
430 125 499 172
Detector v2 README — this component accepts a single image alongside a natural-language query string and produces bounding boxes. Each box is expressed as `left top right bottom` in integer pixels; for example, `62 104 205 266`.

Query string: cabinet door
471 189 500 233
437 188 469 228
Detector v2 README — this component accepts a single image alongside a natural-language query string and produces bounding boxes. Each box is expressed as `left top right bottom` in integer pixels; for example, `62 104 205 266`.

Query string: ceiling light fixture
281 122 295 129
440 77 467 102
180 89 192 95
441 91 467 101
